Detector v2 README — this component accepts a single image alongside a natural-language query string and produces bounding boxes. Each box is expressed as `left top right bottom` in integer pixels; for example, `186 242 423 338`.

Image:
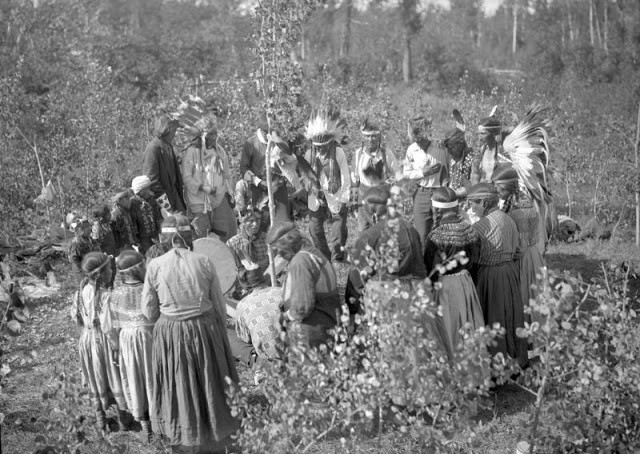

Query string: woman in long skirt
112 250 154 442
467 183 528 368
492 165 545 319
141 215 240 453
424 187 485 348
74 252 131 432
344 186 453 360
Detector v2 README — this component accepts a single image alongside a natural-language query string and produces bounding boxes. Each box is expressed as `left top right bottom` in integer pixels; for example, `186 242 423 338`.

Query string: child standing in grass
112 250 154 442
74 252 132 433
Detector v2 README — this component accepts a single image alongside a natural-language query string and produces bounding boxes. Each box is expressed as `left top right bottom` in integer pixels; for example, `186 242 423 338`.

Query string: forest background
1 0 640 240
1 1 640 453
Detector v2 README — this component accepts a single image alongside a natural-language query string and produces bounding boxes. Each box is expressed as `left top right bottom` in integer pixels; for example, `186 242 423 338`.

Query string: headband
432 200 458 209
493 178 519 185
89 255 111 276
161 226 192 233
118 261 144 274
312 138 334 146
478 125 502 133
361 129 381 136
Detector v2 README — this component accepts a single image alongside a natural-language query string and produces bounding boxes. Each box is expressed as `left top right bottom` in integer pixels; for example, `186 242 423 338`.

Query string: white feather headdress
305 109 346 146
502 104 556 237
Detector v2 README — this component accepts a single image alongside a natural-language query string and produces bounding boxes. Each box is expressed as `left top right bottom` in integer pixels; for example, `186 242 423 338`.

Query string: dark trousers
250 184 291 228
413 187 436 253
309 205 348 261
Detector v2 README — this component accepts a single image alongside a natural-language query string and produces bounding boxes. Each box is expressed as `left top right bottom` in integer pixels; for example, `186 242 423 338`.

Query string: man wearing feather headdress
240 120 292 225
471 111 509 185
142 114 187 214
351 119 401 233
182 114 237 241
304 110 352 262
402 116 450 251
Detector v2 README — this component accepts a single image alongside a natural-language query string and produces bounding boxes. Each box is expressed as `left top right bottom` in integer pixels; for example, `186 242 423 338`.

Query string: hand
422 163 442 177
202 185 216 195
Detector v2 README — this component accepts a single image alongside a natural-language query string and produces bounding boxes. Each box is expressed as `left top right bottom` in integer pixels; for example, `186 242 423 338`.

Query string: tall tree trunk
603 0 609 53
512 0 518 55
561 18 566 49
340 0 352 58
301 25 306 60
595 0 603 48
589 0 595 47
568 8 574 42
402 35 412 83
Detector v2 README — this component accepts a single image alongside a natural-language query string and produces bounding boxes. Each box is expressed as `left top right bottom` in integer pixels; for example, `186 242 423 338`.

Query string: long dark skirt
436 270 485 348
476 262 528 368
151 312 240 448
518 245 545 323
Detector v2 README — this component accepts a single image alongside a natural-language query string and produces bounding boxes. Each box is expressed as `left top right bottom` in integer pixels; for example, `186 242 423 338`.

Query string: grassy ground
1 224 639 454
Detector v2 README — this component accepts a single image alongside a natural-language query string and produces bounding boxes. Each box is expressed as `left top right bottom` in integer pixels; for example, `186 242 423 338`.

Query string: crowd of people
67 106 551 453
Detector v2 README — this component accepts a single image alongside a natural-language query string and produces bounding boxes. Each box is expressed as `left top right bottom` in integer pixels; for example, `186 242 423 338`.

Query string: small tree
251 0 325 282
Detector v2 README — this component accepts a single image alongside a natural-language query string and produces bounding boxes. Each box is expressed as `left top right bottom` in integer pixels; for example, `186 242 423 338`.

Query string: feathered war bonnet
305 108 346 147
305 109 346 194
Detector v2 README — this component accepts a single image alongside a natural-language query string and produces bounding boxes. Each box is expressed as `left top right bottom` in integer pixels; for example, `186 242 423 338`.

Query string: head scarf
131 175 151 194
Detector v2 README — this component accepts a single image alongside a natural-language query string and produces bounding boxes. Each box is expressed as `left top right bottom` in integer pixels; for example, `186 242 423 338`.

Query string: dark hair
160 214 193 249
267 222 303 257
361 186 389 223
80 252 112 323
116 250 145 283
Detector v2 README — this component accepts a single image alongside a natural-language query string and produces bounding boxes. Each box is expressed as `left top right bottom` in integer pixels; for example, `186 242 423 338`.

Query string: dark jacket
142 119 186 212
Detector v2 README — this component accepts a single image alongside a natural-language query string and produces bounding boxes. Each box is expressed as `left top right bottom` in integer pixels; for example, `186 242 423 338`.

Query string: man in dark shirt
240 122 291 225
142 115 186 213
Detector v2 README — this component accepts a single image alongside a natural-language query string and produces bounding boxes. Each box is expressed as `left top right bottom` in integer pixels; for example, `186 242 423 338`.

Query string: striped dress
111 282 154 421
472 208 528 367
76 284 127 411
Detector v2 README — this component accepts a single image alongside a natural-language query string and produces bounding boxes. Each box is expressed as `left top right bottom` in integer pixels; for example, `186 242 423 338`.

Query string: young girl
111 250 154 442
74 252 131 432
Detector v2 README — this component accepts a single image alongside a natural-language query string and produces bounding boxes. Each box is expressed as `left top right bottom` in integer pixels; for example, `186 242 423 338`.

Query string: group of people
67 105 551 453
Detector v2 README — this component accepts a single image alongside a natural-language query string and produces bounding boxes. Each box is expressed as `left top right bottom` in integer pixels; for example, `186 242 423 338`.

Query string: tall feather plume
502 104 556 237
172 95 207 135
452 109 465 132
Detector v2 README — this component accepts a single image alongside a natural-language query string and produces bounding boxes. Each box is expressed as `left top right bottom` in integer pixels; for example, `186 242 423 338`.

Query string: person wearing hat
492 164 545 322
304 110 352 262
402 116 450 251
226 211 270 299
240 120 292 225
111 250 155 442
424 187 484 347
142 114 186 214
351 119 401 233
141 214 240 451
466 182 528 368
111 190 136 254
345 186 426 315
267 221 341 348
130 175 163 255
182 114 237 241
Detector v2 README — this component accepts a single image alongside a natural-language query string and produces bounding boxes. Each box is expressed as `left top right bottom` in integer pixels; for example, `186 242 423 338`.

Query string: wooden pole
265 126 278 286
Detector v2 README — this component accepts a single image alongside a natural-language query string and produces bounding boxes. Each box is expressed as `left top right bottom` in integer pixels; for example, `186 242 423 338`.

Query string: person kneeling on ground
267 221 341 348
